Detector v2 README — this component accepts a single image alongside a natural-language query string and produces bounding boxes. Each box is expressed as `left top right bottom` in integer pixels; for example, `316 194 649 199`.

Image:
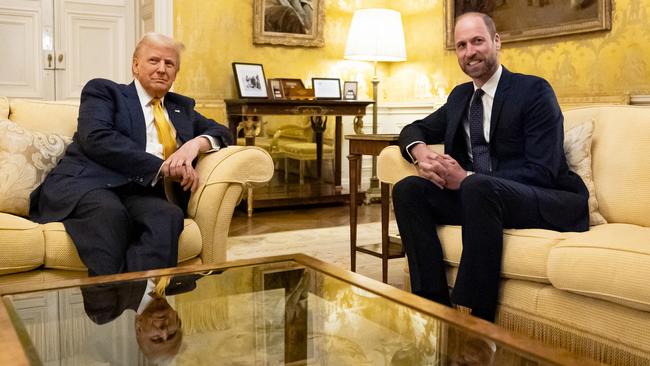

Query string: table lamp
344 8 406 199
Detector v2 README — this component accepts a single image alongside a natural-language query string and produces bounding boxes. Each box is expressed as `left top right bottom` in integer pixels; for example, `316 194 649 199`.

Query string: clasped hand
411 144 467 190
160 139 202 192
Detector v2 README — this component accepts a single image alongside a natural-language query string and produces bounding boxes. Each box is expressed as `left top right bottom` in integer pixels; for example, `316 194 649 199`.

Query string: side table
346 134 403 283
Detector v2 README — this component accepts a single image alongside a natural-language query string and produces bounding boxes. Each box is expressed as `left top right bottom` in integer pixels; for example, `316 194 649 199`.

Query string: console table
225 99 373 213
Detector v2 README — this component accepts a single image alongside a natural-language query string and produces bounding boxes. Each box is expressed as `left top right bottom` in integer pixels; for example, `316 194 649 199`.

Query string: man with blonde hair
30 33 232 275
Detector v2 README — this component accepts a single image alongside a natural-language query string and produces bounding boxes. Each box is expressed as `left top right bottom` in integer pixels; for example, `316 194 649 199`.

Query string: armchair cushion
0 213 44 275
41 219 202 271
0 119 72 216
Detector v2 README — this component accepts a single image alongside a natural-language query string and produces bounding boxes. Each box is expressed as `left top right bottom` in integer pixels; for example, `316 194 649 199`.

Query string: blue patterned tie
469 89 491 173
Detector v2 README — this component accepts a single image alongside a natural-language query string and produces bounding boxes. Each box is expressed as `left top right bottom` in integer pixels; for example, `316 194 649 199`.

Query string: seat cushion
0 213 44 275
439 225 569 283
43 219 203 270
281 142 334 161
548 223 650 312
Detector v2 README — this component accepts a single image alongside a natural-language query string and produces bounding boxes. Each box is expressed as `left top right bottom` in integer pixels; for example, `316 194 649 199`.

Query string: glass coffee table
0 254 600 365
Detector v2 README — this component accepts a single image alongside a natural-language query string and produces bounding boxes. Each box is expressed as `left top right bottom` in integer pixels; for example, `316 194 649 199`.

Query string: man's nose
156 61 166 73
466 44 476 57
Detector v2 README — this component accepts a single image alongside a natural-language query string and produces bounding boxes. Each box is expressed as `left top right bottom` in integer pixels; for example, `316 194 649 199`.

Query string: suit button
106 184 112 187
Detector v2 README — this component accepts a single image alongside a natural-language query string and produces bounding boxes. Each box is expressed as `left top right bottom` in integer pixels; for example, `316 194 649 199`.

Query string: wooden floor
229 202 384 237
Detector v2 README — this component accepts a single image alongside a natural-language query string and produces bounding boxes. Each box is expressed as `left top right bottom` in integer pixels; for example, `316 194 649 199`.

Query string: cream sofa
377 105 650 366
0 97 274 292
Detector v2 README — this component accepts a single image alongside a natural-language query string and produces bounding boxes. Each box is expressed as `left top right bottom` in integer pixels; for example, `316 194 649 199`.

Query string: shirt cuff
201 135 221 153
466 170 474 176
405 141 425 164
152 164 164 186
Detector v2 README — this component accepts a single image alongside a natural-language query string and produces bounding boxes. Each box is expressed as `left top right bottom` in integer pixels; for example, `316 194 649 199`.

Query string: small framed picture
312 78 341 100
342 81 358 100
232 62 269 98
268 78 284 99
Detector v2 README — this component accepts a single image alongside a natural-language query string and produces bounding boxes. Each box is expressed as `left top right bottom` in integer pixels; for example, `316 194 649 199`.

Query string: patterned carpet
227 221 407 289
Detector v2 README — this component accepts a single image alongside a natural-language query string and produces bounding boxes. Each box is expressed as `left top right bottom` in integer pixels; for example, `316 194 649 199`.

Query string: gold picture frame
444 0 612 49
253 0 325 47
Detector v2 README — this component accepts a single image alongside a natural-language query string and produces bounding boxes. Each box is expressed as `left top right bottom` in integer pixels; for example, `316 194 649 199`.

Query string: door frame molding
155 0 173 36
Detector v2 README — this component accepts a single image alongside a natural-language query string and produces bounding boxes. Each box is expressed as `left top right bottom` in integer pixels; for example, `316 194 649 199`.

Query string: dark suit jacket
81 274 203 325
29 78 233 223
399 67 589 232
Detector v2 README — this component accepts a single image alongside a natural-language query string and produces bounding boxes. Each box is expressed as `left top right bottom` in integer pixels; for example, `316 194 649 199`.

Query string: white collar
474 64 502 98
134 78 164 107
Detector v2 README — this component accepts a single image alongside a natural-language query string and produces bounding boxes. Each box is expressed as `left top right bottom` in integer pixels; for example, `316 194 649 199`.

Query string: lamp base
363 177 382 204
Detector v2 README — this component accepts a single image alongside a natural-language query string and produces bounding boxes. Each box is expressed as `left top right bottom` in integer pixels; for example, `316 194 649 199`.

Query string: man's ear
131 58 139 77
494 33 501 50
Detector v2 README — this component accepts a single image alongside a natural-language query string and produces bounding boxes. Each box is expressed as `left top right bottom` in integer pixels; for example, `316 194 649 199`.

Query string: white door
0 0 51 99
0 0 135 100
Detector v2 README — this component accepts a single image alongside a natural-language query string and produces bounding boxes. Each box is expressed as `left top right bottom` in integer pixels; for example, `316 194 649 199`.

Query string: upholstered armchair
0 97 274 292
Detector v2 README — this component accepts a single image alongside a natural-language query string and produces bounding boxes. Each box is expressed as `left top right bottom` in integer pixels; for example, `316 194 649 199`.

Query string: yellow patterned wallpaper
174 0 650 120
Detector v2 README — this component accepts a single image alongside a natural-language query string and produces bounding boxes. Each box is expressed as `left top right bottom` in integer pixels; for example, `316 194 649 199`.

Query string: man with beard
392 12 588 322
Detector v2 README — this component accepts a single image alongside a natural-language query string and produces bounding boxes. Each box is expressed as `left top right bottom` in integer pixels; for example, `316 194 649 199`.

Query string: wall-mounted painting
444 0 612 49
253 0 325 47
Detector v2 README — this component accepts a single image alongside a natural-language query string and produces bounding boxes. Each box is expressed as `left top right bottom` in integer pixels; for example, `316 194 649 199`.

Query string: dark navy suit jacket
29 78 233 223
81 274 203 325
399 67 589 232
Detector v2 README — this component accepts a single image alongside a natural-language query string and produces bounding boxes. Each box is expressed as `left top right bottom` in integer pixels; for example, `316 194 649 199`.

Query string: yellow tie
151 97 176 159
152 275 171 297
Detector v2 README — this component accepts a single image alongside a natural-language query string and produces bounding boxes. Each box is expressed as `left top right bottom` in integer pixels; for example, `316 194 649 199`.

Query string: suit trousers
393 173 575 321
63 183 184 276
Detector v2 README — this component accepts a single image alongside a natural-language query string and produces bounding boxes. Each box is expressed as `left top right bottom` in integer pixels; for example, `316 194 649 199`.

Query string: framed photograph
342 81 358 101
253 0 325 47
232 62 269 99
268 78 284 99
444 0 612 49
312 78 341 100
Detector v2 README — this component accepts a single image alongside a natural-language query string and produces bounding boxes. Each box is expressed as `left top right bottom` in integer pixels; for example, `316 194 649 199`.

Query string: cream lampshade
344 8 406 197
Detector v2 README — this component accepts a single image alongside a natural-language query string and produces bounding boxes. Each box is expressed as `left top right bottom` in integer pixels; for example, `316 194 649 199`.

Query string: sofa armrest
377 144 444 184
187 146 274 264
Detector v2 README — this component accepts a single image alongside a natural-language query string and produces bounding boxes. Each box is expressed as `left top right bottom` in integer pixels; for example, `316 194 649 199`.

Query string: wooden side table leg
381 181 390 283
247 187 253 217
348 154 360 272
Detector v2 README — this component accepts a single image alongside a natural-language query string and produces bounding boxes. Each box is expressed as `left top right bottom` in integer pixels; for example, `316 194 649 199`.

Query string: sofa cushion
563 120 606 226
9 98 79 136
0 119 72 216
0 213 44 275
42 222 85 270
43 219 203 270
439 225 569 283
548 223 650 312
